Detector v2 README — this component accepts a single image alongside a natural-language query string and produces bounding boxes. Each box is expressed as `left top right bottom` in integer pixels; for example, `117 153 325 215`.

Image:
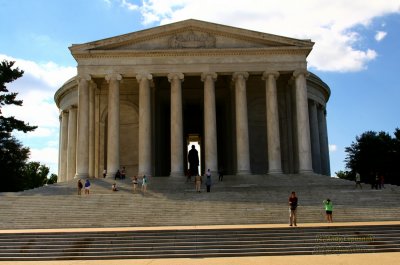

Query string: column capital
136 73 153 82
293 69 309 78
262 71 280 80
232 72 249 81
105 73 122 82
168 72 184 82
77 74 91 83
67 105 77 111
201 72 217 82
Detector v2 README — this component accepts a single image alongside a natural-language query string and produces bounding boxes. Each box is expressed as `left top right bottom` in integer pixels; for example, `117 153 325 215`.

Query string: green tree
344 129 399 185
0 60 37 191
47 173 58 185
335 170 353 181
21 162 50 190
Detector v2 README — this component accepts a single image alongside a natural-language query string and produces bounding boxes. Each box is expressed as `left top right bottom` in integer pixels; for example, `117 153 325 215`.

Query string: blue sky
1 0 399 176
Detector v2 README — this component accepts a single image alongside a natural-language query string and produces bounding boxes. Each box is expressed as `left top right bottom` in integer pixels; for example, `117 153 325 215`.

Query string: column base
299 169 314 174
106 172 117 179
74 173 89 179
236 170 251 175
267 169 283 174
170 171 184 177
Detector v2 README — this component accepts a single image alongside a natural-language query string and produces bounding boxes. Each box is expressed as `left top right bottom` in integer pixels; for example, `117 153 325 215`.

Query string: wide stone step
0 225 399 261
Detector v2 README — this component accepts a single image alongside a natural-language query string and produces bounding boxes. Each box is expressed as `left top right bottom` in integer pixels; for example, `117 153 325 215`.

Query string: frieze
74 47 310 59
169 31 216 49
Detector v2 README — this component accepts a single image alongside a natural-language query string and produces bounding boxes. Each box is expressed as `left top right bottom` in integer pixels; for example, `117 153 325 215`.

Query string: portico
55 19 331 181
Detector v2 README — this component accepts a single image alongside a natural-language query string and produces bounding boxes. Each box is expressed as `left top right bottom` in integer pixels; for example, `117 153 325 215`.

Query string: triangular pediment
70 19 313 55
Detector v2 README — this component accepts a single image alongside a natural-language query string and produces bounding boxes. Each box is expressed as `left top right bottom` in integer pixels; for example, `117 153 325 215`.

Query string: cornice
307 72 331 101
73 46 312 60
54 76 77 108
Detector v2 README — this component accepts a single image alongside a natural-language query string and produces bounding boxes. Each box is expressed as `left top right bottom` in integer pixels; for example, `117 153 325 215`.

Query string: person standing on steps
132 176 138 193
77 179 83 195
195 174 202 192
121 166 126 179
323 198 333 223
141 175 148 193
204 169 211 192
218 167 224 181
84 179 91 195
188 145 199 178
103 169 107 178
355 172 362 189
205 170 212 192
288 191 298 226
114 169 121 180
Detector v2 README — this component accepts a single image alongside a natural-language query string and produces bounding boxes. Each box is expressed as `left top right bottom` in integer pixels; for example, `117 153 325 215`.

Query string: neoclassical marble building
55 19 331 182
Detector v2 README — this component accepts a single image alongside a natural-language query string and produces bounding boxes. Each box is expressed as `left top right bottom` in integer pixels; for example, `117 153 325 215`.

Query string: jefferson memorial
54 19 331 182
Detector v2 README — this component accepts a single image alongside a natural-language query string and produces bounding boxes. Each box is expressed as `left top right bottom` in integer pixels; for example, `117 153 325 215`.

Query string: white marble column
105 74 122 178
75 75 91 179
66 106 77 181
233 72 251 175
201 72 218 174
136 73 153 177
88 81 96 178
59 110 69 182
58 114 62 180
168 73 184 177
293 70 313 173
309 100 321 173
262 71 282 174
318 106 331 176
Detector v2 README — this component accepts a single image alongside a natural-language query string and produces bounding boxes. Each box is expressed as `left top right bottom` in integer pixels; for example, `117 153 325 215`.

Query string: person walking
195 174 202 193
77 179 83 195
323 199 333 223
355 172 362 189
288 191 298 226
84 179 91 195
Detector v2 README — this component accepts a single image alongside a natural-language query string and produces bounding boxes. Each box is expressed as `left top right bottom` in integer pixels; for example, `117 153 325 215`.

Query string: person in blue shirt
84 179 91 195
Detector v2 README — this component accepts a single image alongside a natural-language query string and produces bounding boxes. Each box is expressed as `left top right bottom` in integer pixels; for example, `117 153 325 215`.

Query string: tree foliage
21 162 50 190
0 60 52 192
343 129 400 185
47 174 58 185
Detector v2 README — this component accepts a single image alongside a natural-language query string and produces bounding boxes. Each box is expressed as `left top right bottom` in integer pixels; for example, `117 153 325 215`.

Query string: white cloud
120 0 139 11
29 147 59 174
375 31 387 41
1 54 75 175
128 0 400 72
329 144 338 152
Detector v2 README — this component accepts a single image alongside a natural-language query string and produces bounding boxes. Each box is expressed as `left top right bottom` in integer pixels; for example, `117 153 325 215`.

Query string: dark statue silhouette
188 145 199 176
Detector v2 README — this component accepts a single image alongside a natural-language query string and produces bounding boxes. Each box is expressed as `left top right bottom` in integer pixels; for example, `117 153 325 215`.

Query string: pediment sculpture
169 31 216 49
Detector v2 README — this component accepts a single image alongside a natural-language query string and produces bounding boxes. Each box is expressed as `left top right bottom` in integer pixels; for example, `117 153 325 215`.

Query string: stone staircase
0 174 399 229
1 174 400 261
0 224 399 261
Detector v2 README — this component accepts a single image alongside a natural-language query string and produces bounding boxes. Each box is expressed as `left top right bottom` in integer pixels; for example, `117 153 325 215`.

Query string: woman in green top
323 199 333 223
